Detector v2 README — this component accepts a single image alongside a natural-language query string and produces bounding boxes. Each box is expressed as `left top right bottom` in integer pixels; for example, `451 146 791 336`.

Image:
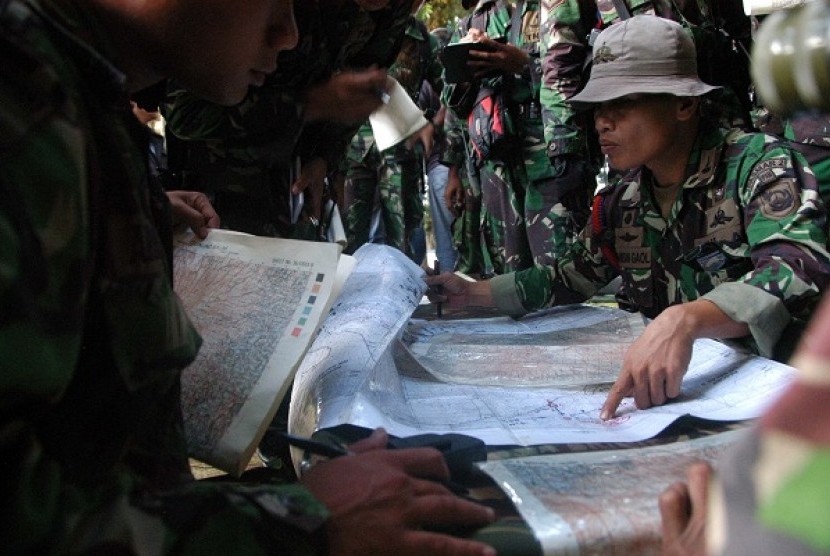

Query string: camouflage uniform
0 1 330 553
489 125 830 360
443 0 581 275
539 0 753 182
165 0 411 237
442 108 492 275
343 16 444 260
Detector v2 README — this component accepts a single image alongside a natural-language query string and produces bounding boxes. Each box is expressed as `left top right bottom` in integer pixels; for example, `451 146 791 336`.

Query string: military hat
569 15 720 108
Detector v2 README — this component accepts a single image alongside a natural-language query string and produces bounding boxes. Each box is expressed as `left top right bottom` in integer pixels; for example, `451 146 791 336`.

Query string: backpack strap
590 192 620 272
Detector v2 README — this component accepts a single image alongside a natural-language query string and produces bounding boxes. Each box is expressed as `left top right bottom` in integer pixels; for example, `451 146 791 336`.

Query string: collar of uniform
680 124 727 192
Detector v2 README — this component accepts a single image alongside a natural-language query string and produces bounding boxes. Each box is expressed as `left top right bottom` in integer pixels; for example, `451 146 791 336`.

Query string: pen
283 432 352 458
434 259 443 318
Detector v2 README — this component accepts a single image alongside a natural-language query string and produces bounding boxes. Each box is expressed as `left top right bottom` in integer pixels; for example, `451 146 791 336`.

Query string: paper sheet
479 430 743 554
174 229 352 475
289 246 796 447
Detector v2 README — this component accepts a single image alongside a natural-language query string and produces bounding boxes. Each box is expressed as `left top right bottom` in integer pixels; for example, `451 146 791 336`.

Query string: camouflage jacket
346 15 444 163
165 0 410 189
490 125 830 357
0 1 329 553
539 0 752 158
441 0 556 180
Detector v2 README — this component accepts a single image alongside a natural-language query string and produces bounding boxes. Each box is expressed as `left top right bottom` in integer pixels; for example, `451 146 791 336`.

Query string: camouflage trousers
453 174 490 276
479 159 589 274
478 123 590 274
344 146 424 260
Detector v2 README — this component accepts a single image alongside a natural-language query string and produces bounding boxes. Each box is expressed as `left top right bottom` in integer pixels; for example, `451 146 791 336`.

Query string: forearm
661 299 750 343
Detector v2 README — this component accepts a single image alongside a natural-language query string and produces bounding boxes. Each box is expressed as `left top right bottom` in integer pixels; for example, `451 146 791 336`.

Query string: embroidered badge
759 179 800 220
593 45 617 65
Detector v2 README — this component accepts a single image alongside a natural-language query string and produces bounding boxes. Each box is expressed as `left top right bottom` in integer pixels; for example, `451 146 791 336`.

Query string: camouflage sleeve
426 31 445 96
441 5 512 118
165 84 305 154
701 134 830 357
539 0 591 156
489 224 619 316
0 127 331 556
0 33 330 554
440 109 467 168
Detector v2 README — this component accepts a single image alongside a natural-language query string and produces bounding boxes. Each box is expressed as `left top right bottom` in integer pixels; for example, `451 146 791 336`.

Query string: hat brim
568 75 721 110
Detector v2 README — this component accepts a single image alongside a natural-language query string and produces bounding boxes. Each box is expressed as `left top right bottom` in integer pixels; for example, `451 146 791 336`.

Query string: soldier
165 0 412 238
0 0 497 554
443 0 586 275
343 0 444 261
426 16 830 419
538 0 753 213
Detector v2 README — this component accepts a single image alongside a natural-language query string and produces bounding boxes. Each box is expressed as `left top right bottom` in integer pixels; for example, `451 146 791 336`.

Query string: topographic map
174 229 343 475
289 246 796 447
480 430 741 555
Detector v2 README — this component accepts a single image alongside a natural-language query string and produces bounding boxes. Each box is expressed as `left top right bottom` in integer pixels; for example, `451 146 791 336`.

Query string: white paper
174 229 350 475
289 248 795 450
369 77 428 151
743 0 809 15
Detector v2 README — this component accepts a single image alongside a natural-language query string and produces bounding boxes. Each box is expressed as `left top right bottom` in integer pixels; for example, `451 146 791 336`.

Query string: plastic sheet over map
479 430 742 555
289 245 796 447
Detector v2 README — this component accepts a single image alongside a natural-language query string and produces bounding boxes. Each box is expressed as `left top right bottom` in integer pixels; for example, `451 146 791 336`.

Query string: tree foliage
417 0 469 32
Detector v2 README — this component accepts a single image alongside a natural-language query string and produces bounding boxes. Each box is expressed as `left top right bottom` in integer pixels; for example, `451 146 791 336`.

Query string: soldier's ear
675 96 699 122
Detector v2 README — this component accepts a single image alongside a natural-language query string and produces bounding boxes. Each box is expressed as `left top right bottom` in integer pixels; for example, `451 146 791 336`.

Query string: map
479 430 742 555
289 247 796 448
403 306 647 386
174 229 344 475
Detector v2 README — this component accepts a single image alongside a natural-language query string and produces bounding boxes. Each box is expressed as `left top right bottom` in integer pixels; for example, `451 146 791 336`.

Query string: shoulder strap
591 193 620 272
509 0 525 45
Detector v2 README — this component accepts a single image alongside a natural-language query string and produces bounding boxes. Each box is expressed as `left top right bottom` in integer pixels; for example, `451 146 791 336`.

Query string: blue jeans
427 164 458 271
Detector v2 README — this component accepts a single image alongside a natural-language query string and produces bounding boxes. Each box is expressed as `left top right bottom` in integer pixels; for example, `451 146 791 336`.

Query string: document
479 430 743 555
173 229 354 476
289 246 795 448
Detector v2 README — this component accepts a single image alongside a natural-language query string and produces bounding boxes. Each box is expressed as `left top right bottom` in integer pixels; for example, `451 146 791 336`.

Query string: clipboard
440 41 499 84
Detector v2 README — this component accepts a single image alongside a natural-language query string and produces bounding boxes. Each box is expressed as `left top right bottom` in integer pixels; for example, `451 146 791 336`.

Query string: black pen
283 432 353 458
434 259 443 318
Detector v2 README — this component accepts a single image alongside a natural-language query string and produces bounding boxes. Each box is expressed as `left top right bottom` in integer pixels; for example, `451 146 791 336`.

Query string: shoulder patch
759 178 800 220
748 158 787 187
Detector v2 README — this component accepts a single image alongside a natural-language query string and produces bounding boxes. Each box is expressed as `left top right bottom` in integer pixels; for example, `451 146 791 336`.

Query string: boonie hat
569 15 720 108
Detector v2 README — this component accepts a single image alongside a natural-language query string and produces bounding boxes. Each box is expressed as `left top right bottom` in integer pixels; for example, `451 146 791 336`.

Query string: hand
300 448 496 556
291 157 327 221
348 427 391 454
166 190 220 239
445 166 464 217
304 68 389 124
659 462 711 556
405 122 434 157
467 37 530 77
600 300 750 420
425 273 493 309
600 305 694 420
